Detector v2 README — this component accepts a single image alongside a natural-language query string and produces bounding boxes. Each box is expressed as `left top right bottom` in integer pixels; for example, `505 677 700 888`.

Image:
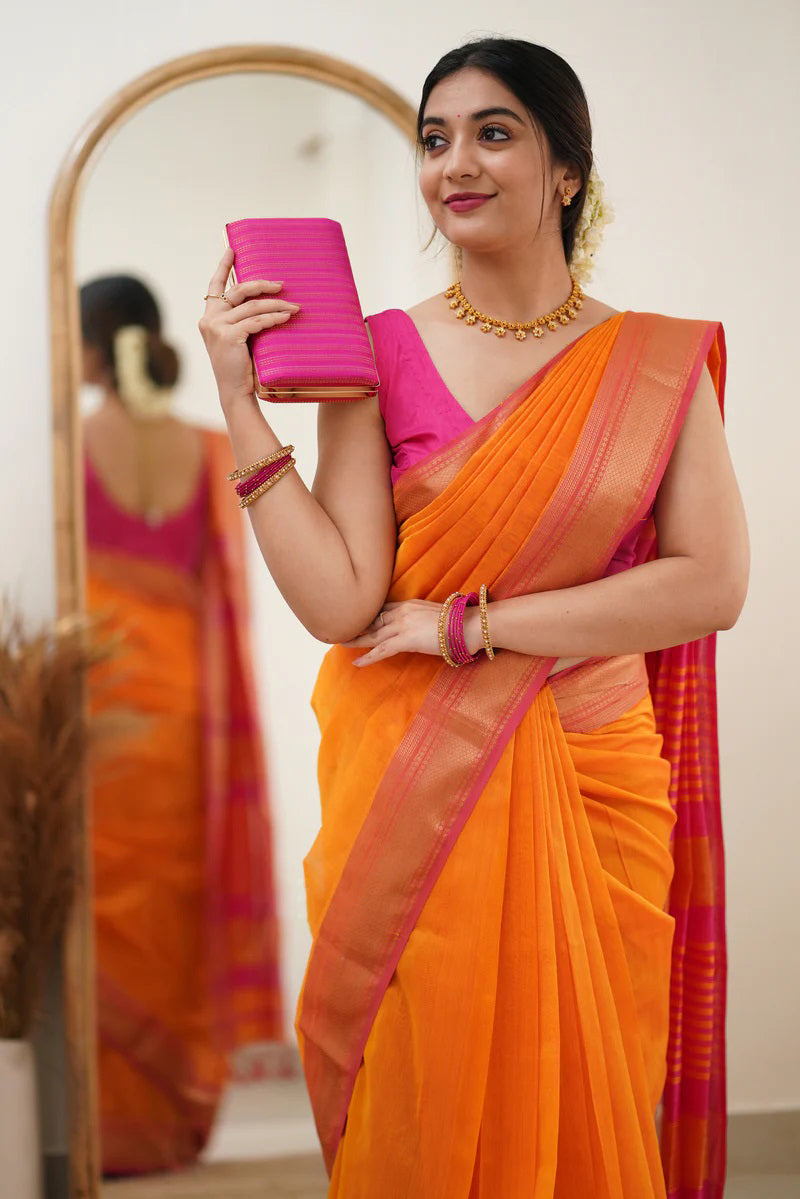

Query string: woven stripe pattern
226 218 380 401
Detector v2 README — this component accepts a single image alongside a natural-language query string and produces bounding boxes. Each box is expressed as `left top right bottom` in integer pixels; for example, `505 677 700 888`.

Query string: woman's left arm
466 363 750 660
346 364 749 668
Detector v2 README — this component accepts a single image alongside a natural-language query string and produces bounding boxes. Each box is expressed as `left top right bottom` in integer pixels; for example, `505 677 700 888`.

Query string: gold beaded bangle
438 592 463 669
478 583 496 660
239 458 296 508
227 444 295 482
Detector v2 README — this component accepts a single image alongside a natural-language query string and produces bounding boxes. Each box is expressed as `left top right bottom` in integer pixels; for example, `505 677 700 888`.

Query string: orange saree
87 429 283 1173
296 311 727 1197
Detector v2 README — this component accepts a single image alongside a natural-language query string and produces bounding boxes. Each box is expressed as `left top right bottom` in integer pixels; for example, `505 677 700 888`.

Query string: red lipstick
444 192 494 213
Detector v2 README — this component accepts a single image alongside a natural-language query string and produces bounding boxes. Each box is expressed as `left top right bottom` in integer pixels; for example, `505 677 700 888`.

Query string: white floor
203 1077 319 1162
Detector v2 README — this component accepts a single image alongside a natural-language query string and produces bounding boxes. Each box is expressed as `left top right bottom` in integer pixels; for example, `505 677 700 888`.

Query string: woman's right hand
198 247 300 405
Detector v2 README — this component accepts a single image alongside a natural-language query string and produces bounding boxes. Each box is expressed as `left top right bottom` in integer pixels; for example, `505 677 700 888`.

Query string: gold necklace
444 276 584 341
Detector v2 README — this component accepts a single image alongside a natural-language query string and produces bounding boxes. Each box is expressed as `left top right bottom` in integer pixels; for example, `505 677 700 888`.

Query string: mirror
51 47 449 1197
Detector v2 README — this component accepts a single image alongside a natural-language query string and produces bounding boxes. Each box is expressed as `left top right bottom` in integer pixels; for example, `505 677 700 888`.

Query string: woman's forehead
424 68 524 121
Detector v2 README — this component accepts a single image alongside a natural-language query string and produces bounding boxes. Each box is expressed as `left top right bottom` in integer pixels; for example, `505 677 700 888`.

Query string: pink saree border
298 312 724 1177
642 321 727 1197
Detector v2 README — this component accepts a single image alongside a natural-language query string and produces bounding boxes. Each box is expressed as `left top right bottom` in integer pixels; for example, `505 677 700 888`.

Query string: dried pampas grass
0 606 119 1039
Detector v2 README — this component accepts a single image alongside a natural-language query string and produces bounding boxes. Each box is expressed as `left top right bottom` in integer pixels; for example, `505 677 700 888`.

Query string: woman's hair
416 38 593 263
79 274 180 389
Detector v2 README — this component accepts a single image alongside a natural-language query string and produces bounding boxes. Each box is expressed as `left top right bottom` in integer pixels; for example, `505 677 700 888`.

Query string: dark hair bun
79 274 182 390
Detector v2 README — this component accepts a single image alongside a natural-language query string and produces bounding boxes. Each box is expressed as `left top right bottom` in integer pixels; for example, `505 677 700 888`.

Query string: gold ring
204 292 233 305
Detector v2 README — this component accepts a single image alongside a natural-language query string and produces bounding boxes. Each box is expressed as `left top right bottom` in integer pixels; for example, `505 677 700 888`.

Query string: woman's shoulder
363 308 415 390
364 294 445 362
364 307 408 337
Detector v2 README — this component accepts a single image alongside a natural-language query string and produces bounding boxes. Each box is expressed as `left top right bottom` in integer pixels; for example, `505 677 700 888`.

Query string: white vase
0 1039 43 1199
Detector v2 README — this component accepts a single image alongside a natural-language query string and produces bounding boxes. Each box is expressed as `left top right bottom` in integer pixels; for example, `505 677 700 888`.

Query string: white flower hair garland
569 164 615 286
112 325 175 420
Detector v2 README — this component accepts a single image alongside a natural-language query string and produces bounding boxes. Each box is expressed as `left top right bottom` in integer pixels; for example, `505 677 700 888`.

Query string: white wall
2 0 798 1113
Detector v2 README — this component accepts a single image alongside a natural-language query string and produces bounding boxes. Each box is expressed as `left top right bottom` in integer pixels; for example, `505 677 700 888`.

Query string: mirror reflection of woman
200 37 749 1198
81 276 283 1175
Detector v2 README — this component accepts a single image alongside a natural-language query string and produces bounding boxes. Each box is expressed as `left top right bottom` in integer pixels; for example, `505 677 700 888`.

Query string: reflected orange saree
88 430 283 1173
296 311 727 1197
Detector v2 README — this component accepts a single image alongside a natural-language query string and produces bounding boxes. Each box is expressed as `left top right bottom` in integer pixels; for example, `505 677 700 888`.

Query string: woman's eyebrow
420 106 526 130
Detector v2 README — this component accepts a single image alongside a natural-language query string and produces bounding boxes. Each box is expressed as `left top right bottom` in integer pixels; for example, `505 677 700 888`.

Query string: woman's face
418 67 566 256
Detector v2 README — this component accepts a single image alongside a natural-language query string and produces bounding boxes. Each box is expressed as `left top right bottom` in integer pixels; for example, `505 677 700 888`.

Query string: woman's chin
446 231 509 257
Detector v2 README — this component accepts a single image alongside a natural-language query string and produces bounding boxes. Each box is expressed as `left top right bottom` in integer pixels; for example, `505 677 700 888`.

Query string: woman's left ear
561 166 582 200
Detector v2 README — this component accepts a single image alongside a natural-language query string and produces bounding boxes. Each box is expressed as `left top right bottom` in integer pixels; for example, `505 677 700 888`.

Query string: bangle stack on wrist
438 586 496 668
226 444 296 508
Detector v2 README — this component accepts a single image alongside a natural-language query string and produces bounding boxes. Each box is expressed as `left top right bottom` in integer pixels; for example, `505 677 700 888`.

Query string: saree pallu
87 430 283 1173
295 311 727 1197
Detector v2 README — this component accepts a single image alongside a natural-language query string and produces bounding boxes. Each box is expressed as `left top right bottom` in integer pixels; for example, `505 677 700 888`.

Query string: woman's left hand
343 598 594 676
342 600 461 666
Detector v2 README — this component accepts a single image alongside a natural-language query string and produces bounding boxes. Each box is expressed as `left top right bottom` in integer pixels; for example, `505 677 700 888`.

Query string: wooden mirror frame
49 45 416 1198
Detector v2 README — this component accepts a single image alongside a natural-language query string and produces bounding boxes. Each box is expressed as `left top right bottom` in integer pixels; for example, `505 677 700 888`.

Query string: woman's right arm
200 249 397 644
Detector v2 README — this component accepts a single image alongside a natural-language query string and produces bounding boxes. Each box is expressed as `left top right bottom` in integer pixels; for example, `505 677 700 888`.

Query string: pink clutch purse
225 218 380 402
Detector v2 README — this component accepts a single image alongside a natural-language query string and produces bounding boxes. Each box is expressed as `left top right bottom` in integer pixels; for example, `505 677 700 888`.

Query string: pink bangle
447 591 480 665
235 452 292 498
449 596 469 662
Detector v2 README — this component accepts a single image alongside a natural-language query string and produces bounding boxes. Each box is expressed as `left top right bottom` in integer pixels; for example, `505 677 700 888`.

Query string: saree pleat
477 688 675 1198
298 311 728 1196
325 686 675 1197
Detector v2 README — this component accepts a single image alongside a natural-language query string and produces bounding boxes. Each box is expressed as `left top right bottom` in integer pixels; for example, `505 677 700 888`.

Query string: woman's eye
422 133 447 152
480 124 510 143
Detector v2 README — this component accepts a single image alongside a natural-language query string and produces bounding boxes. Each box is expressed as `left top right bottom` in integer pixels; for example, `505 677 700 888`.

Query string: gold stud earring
561 187 573 207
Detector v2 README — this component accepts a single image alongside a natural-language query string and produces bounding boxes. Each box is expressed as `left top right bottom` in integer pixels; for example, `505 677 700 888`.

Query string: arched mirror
49 45 449 1198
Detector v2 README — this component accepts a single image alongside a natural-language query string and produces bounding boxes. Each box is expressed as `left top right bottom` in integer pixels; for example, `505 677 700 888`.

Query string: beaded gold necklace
444 276 585 341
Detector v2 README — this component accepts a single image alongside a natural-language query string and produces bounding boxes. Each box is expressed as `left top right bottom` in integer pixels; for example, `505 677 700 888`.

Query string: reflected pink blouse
365 307 652 577
84 452 209 576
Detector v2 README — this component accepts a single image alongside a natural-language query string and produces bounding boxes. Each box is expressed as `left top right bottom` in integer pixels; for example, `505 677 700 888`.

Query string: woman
81 275 283 1173
199 38 748 1198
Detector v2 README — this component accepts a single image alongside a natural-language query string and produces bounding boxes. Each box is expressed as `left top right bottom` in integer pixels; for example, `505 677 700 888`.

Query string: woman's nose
444 138 479 180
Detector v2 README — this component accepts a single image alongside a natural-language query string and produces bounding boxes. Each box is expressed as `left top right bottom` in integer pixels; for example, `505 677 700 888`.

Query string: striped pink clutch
225 218 380 402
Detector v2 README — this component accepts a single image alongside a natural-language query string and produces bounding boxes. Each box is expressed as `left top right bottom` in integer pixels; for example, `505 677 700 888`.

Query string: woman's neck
96 391 170 430
96 390 131 420
458 237 574 323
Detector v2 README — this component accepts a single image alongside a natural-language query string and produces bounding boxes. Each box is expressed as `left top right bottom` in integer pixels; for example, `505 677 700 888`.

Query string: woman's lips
445 195 494 213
